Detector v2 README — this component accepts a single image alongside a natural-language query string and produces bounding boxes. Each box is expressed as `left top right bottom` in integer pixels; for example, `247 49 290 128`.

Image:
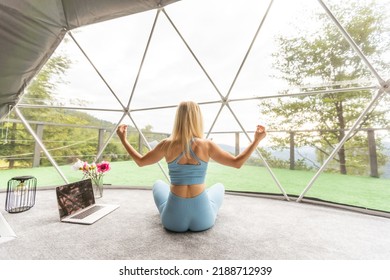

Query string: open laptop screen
56 179 95 219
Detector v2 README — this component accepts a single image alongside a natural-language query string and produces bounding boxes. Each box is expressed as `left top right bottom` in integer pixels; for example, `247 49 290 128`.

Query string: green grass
1 161 389 212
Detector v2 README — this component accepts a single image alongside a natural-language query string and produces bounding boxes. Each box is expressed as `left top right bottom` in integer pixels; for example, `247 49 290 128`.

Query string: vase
92 177 104 199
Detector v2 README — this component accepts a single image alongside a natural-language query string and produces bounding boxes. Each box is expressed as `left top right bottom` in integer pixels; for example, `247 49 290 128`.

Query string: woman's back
164 138 209 164
164 138 210 198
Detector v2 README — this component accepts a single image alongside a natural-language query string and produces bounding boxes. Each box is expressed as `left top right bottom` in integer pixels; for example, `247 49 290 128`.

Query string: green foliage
0 54 138 168
21 56 71 106
262 0 389 175
0 122 33 168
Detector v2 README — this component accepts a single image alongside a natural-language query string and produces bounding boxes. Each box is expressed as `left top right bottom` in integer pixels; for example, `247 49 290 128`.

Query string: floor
0 188 390 260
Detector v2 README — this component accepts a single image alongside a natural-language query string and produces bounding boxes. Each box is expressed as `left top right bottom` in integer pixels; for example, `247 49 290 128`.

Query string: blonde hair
169 101 204 158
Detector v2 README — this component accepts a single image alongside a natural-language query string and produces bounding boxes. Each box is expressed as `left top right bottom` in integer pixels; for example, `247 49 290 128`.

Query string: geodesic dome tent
0 0 389 216
0 0 180 118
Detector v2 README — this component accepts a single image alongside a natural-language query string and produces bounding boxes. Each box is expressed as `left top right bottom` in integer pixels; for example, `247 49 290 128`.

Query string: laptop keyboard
71 205 105 220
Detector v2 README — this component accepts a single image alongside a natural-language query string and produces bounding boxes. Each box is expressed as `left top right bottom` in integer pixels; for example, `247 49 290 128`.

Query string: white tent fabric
0 0 179 119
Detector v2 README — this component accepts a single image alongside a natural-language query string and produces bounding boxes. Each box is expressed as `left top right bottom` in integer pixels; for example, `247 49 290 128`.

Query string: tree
0 55 71 168
261 0 389 175
21 55 71 107
0 55 124 167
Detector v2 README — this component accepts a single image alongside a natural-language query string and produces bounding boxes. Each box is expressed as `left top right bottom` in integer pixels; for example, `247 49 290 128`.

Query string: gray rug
0 188 390 260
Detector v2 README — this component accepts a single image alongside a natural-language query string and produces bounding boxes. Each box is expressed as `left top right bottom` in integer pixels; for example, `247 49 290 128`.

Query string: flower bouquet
72 159 111 198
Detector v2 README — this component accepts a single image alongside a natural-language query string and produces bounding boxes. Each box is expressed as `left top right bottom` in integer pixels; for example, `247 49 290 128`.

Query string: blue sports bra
168 141 208 185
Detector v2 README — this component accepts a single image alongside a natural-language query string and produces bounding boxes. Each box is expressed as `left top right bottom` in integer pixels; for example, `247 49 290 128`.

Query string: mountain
217 142 390 178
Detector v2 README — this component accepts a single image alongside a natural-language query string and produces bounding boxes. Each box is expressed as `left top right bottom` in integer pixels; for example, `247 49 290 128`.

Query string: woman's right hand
254 125 267 142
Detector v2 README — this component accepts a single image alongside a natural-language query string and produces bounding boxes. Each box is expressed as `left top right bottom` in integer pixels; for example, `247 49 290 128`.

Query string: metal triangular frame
10 0 389 205
297 0 388 201
158 1 290 200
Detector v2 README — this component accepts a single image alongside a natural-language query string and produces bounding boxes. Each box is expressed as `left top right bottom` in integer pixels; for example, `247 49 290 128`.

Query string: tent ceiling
0 0 179 119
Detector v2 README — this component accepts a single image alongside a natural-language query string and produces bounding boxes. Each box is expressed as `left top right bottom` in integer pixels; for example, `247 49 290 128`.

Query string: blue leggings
152 180 224 232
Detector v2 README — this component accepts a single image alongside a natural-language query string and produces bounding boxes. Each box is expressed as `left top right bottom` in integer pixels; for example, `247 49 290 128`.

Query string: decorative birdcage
5 176 37 213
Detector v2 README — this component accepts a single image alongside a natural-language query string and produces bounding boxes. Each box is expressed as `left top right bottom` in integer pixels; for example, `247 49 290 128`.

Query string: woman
116 101 266 232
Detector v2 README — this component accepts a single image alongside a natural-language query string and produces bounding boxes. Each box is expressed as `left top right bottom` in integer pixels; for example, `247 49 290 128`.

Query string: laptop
56 179 119 225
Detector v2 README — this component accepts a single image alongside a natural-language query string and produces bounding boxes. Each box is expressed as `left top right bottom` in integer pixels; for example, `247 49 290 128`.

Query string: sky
36 0 390 146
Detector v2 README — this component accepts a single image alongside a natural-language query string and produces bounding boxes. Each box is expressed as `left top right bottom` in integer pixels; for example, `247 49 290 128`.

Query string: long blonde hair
169 101 204 158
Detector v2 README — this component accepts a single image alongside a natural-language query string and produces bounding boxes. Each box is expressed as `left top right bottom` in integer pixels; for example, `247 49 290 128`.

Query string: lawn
1 160 389 212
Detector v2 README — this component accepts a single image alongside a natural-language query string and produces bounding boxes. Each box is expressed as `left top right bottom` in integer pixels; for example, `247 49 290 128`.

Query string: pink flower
83 162 90 171
97 161 111 173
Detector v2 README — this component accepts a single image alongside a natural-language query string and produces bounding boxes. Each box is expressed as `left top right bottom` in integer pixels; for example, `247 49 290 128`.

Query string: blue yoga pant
152 180 224 232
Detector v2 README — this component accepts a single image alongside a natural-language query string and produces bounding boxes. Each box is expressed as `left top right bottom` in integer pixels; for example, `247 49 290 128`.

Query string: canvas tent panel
0 0 179 119
62 0 175 29
0 1 66 117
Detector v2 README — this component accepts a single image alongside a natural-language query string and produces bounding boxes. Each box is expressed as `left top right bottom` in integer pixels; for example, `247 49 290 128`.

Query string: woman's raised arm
116 124 166 167
208 125 266 169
